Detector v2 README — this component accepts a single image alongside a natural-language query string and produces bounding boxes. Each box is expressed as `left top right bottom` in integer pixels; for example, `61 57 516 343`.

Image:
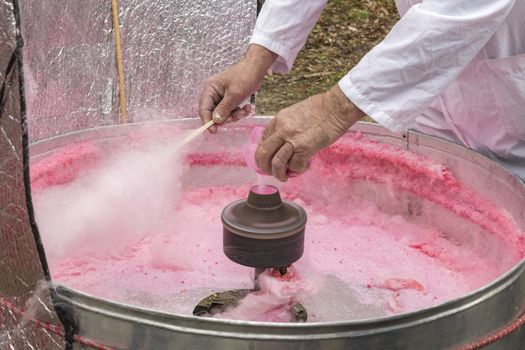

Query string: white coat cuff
338 76 408 134
249 35 295 74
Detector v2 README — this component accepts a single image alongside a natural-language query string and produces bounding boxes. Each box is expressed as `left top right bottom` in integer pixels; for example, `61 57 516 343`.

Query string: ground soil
256 0 399 118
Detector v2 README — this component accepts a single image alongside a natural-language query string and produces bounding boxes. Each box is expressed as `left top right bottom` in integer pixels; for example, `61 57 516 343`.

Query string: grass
256 0 399 118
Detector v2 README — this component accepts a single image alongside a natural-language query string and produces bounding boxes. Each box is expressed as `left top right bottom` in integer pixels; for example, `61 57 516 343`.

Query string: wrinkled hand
256 85 364 181
199 45 277 133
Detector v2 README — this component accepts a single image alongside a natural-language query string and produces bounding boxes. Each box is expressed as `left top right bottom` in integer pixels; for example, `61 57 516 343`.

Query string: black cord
257 0 264 15
9 0 76 348
0 50 17 117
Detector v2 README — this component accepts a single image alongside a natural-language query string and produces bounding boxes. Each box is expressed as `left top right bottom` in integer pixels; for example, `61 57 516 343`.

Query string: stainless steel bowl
30 118 525 350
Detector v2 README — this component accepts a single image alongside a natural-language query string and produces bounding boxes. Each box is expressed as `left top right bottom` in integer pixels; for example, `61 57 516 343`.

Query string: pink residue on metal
31 128 525 322
243 126 300 190
251 185 278 195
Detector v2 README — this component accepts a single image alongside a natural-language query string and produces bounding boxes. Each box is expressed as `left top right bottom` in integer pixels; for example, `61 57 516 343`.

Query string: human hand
198 44 277 133
245 126 302 178
255 85 365 181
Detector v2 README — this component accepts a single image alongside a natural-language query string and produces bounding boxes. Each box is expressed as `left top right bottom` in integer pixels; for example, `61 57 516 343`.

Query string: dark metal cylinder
222 186 307 268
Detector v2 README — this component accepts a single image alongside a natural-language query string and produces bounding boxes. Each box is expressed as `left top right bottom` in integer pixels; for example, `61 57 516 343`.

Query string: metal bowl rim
34 118 525 331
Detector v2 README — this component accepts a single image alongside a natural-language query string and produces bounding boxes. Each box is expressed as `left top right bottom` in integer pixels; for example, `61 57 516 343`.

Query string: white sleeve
250 0 328 73
338 0 517 132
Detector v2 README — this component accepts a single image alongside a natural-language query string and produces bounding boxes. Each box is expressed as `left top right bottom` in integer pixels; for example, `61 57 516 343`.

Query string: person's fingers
222 105 251 124
213 90 246 125
272 142 294 182
231 104 251 122
199 104 218 133
255 133 284 175
289 152 310 174
261 118 276 142
199 82 223 133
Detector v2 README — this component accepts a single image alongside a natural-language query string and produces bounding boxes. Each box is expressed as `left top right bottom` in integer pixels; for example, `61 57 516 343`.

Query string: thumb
213 92 245 124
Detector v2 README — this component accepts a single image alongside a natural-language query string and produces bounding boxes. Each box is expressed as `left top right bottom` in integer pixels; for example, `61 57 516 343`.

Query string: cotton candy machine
4 0 525 347
193 184 307 321
27 118 525 350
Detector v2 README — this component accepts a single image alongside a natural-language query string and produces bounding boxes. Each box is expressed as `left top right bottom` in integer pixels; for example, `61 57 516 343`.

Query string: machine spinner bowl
222 185 307 270
192 185 307 321
28 119 525 350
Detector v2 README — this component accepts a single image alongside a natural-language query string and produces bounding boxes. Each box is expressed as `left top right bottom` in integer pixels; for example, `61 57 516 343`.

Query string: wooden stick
111 0 128 124
179 120 215 146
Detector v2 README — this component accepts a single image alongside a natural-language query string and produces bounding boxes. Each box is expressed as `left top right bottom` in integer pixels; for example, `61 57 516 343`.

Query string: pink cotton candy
243 126 301 179
30 142 101 193
243 127 265 174
251 185 278 195
214 267 314 322
31 128 525 322
244 126 274 194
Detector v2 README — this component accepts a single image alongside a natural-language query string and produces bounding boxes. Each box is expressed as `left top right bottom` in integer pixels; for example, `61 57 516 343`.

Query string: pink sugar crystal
32 130 525 322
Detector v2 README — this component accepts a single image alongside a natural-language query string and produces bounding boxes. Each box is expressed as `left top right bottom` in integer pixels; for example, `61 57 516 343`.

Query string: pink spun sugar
30 127 525 322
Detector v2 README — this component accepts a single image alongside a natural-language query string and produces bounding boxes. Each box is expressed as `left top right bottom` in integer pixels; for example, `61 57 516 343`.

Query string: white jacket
250 0 525 179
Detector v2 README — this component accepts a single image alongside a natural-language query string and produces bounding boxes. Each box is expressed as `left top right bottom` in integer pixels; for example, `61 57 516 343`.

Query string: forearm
322 85 365 132
250 0 328 73
339 0 517 132
242 44 278 76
